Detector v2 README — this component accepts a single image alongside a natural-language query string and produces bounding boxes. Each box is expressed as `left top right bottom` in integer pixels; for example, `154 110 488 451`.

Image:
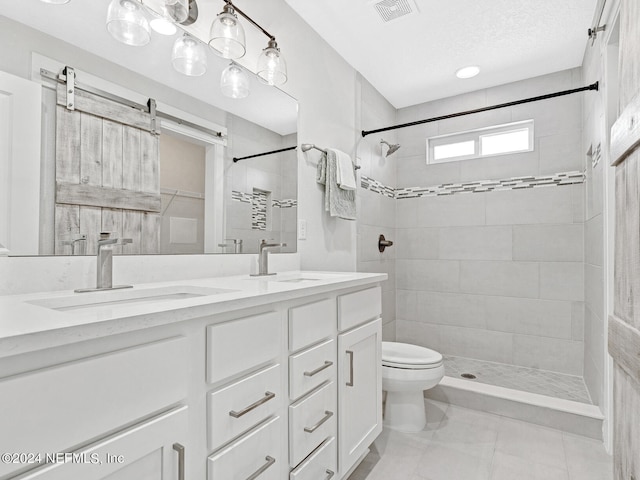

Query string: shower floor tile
443 355 592 404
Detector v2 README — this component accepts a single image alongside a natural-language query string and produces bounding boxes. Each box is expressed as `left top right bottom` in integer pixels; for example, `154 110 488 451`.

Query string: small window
427 120 534 164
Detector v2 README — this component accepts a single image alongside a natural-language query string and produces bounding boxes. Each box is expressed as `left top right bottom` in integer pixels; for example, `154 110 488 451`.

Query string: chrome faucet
251 239 287 276
75 232 133 293
218 238 244 254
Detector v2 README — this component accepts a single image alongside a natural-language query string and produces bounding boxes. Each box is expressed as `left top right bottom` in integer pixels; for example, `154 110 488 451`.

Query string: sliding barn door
609 1 640 479
54 81 161 255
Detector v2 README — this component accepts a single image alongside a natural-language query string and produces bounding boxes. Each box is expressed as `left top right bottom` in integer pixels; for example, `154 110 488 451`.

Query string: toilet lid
382 342 443 367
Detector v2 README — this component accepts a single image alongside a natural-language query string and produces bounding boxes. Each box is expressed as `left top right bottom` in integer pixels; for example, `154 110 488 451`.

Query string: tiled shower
357 67 607 409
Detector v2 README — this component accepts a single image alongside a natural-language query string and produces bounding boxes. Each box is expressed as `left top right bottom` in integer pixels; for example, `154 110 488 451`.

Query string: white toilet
382 341 445 432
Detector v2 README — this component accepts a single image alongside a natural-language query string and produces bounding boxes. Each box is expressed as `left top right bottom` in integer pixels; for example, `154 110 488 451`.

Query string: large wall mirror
0 1 298 257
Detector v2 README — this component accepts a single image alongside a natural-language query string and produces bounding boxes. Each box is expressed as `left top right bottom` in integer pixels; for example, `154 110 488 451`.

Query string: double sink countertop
0 271 387 358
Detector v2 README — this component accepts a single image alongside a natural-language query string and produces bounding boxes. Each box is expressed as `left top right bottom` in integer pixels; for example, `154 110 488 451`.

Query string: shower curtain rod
232 146 297 163
361 82 599 137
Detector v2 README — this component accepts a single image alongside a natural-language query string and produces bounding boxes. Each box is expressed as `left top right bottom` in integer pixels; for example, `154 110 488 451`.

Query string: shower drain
461 373 477 379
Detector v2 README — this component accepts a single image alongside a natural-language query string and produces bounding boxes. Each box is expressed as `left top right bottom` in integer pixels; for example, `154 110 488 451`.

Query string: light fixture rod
224 0 275 40
362 82 600 137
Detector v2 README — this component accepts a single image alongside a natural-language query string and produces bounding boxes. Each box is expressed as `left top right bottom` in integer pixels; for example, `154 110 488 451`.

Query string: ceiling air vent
373 0 417 22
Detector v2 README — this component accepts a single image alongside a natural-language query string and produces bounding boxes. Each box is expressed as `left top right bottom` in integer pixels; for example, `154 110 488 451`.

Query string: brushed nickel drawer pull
246 456 276 480
346 350 354 387
304 410 334 433
229 391 276 418
304 361 333 377
172 443 185 480
325 469 335 479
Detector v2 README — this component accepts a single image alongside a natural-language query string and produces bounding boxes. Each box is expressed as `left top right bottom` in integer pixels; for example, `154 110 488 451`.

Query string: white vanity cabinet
17 406 189 480
0 272 385 480
337 287 383 477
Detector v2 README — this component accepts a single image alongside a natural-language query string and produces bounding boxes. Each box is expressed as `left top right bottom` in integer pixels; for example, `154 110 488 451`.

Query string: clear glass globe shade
164 0 188 23
208 11 246 59
220 64 250 99
106 0 151 47
172 35 207 77
257 46 287 86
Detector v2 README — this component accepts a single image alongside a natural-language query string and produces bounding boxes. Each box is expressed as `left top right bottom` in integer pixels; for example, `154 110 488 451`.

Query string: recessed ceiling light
150 17 177 36
455 65 480 79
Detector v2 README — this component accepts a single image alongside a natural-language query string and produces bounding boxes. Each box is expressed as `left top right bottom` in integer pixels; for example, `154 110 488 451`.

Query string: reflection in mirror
0 3 298 257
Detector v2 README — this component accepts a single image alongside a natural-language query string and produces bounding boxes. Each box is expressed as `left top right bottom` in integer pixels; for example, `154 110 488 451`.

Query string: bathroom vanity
0 271 385 480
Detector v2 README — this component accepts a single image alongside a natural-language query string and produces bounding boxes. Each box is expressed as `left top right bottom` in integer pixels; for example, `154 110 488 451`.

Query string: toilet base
383 390 426 433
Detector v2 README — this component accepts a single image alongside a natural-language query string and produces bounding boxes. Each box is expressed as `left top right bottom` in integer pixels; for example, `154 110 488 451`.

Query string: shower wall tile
396 155 461 188
382 320 397 342
439 325 513 364
512 224 584 262
389 69 590 377
538 129 583 174
485 187 574 225
459 261 539 298
438 226 512 261
418 193 486 227
459 150 540 184
572 301 585 341
396 319 442 351
485 297 573 339
539 262 584 301
512 335 583 375
585 214 603 266
396 259 460 292
395 197 419 228
396 289 417 320
584 264 604 319
416 291 487 329
396 227 439 259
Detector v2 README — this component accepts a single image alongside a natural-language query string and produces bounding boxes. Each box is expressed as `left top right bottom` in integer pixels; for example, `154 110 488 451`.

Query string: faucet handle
119 238 133 245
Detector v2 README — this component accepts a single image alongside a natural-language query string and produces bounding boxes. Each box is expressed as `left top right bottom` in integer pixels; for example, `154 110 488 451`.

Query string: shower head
380 139 401 157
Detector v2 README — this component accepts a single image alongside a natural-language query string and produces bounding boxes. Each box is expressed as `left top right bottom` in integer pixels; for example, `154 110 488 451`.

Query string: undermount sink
26 285 236 313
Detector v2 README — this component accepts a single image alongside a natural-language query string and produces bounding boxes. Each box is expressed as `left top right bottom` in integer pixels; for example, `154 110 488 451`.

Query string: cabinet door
337 318 382 476
17 406 188 480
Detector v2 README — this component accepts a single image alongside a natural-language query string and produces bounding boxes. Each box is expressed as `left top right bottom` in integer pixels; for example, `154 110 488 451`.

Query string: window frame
426 119 535 165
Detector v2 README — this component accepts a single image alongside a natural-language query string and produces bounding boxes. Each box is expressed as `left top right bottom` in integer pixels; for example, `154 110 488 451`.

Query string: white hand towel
330 148 357 191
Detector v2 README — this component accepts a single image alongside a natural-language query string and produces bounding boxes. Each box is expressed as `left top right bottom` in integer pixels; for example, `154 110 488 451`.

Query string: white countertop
0 271 387 358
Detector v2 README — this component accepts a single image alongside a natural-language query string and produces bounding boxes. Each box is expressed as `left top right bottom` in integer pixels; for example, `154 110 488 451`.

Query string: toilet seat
382 342 443 369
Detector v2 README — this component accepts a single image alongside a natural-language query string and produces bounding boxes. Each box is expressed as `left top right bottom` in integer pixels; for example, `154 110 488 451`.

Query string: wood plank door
609 1 640 478
54 82 160 255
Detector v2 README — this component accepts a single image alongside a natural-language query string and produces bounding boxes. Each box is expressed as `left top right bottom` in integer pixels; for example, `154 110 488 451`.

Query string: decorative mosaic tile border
360 171 585 200
231 191 298 208
252 191 267 230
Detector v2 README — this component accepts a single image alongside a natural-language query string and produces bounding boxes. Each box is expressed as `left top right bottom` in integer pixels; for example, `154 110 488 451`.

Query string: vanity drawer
290 437 337 480
0 337 187 479
289 381 336 467
208 364 283 450
208 416 282 480
338 286 382 332
289 298 336 352
207 311 282 384
289 339 336 401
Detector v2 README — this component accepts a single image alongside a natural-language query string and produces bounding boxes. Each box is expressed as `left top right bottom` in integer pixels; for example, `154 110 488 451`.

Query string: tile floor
444 355 592 404
348 400 612 480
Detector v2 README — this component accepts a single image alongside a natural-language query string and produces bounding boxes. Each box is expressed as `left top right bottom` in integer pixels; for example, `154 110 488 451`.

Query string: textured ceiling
285 0 599 108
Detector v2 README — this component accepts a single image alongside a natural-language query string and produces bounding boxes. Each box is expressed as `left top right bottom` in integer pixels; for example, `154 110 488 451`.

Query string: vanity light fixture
106 0 151 46
172 34 207 76
209 0 288 86
220 63 250 99
455 65 480 79
164 0 189 24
